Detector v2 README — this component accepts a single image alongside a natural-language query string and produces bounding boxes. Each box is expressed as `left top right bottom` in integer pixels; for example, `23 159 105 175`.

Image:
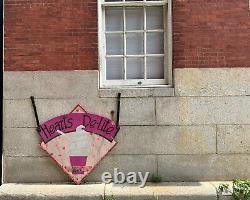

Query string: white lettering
138 172 150 188
101 172 112 184
101 169 150 187
126 172 137 184
113 168 125 184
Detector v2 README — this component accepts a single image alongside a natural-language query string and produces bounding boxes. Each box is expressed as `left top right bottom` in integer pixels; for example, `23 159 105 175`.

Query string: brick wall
4 0 250 71
4 0 98 71
173 0 250 68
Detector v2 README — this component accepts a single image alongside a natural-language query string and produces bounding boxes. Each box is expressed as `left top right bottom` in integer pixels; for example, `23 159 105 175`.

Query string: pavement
0 182 233 200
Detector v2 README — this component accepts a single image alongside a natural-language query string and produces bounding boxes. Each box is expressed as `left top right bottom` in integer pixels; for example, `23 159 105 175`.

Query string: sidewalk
0 182 233 200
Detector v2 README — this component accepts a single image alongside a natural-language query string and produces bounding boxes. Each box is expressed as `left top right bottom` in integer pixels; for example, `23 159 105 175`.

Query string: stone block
120 98 156 125
219 196 234 200
3 157 70 183
3 100 36 128
217 125 250 154
105 182 217 200
154 182 217 200
34 70 98 98
4 72 35 99
3 128 46 157
210 182 234 200
3 71 99 100
156 96 250 125
158 155 250 181
105 183 156 200
0 182 222 200
3 98 116 128
175 68 250 96
3 155 157 183
36 98 116 124
0 183 104 200
112 125 216 155
85 155 157 182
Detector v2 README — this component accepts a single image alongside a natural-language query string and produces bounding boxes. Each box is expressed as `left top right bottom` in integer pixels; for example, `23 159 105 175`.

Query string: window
98 0 172 88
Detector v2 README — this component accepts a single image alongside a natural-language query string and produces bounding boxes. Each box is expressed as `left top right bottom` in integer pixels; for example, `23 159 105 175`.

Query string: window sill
98 86 174 98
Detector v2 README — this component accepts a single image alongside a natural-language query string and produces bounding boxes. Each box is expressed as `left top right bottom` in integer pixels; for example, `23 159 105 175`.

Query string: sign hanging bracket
30 96 40 132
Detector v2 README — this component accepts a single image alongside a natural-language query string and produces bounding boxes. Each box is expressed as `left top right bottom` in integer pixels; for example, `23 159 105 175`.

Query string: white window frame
98 0 172 88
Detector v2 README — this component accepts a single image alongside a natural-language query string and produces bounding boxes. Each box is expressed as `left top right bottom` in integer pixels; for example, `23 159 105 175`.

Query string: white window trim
98 0 173 88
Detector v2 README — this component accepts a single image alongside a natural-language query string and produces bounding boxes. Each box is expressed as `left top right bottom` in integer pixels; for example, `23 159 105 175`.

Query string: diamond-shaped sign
39 105 120 184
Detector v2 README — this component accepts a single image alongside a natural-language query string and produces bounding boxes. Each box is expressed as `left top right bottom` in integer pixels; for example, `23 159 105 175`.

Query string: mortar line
156 155 159 176
154 97 157 125
4 94 250 101
216 124 218 154
118 123 250 126
103 183 106 200
5 124 250 130
154 95 250 98
110 153 250 155
5 153 250 158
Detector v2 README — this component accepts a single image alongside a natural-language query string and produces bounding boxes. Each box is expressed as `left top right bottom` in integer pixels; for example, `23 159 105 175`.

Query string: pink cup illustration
58 125 92 174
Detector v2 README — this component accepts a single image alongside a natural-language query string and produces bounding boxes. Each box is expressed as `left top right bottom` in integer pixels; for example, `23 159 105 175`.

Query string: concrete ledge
0 182 232 200
99 87 174 98
0 183 104 200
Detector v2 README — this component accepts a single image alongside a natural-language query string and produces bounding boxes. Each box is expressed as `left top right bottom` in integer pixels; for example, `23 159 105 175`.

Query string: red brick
173 0 250 68
4 0 250 71
4 0 98 71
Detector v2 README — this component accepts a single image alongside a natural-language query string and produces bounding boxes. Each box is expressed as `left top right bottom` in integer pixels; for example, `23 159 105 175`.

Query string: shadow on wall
1 0 3 186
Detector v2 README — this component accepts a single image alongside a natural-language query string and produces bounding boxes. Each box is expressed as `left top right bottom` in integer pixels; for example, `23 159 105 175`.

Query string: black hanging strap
116 92 121 127
30 96 40 132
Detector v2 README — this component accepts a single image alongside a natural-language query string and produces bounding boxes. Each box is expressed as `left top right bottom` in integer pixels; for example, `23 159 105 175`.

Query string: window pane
105 7 123 31
146 6 163 30
146 57 164 79
146 32 164 54
106 34 124 55
126 33 144 55
126 7 144 30
106 58 124 80
126 57 144 79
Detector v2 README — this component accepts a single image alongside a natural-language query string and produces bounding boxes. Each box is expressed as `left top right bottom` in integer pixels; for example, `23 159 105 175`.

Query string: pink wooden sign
39 105 120 184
